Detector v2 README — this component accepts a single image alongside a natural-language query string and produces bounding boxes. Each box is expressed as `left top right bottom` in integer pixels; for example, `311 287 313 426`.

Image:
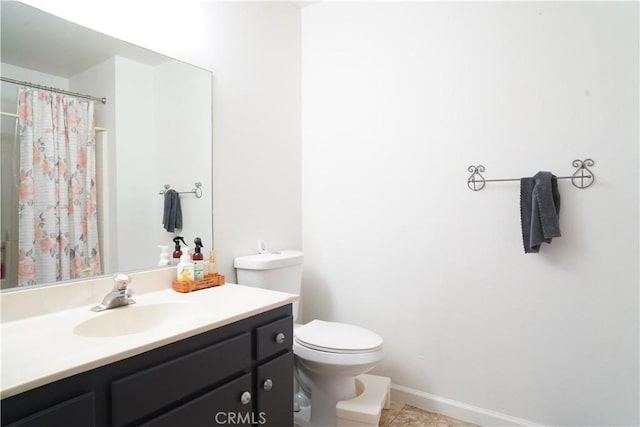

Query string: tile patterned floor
380 400 478 427
295 400 478 426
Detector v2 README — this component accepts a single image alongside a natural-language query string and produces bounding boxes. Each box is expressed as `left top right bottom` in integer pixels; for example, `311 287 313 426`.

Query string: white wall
112 57 158 271
302 2 638 426
23 0 303 279
205 2 302 278
154 60 213 254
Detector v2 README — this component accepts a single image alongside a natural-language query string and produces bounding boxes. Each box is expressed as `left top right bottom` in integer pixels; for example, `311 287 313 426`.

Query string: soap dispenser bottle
157 245 170 266
177 247 194 282
172 236 187 265
192 237 204 281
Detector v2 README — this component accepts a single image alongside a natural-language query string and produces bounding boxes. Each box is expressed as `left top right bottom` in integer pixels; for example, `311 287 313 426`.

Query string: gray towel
162 189 183 232
520 171 561 253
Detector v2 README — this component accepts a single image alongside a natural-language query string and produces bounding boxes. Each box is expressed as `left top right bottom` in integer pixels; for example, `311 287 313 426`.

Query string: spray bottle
172 236 187 265
192 237 205 281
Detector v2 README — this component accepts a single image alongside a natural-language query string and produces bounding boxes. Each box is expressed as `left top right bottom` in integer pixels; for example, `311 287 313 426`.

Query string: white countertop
1 279 298 399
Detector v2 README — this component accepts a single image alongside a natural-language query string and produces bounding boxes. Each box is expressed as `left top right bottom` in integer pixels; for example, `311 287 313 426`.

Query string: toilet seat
293 340 384 370
295 320 383 354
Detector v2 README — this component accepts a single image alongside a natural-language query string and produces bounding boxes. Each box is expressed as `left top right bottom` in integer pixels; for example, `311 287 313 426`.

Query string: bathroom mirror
0 2 213 290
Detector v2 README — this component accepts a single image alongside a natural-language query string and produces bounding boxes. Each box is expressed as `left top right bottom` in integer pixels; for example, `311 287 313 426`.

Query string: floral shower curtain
17 88 101 286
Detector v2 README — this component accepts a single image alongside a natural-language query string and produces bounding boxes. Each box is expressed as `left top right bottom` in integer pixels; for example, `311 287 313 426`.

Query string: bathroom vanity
0 270 297 427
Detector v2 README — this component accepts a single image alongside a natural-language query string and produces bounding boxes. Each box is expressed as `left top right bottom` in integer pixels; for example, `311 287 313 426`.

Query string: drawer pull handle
263 379 273 391
241 391 252 405
275 332 286 344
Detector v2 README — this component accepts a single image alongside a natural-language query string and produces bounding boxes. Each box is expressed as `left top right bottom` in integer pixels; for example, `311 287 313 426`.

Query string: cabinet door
255 351 294 427
141 374 253 427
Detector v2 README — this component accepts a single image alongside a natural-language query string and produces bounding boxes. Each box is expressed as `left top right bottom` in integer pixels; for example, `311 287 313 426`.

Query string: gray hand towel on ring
520 171 561 253
162 189 183 232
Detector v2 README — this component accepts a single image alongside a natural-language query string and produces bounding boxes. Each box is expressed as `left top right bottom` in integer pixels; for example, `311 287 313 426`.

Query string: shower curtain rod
0 76 107 104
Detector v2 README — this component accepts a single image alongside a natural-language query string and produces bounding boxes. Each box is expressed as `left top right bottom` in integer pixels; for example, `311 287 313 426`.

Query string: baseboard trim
390 384 547 427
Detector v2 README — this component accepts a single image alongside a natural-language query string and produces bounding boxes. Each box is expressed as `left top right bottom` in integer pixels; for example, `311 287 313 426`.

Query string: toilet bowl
234 249 384 427
293 320 384 427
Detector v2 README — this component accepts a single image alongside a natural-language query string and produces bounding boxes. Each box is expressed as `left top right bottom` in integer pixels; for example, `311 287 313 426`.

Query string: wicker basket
172 273 225 293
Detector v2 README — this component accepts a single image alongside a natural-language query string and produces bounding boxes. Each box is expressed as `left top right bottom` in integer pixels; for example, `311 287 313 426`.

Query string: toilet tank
234 250 303 319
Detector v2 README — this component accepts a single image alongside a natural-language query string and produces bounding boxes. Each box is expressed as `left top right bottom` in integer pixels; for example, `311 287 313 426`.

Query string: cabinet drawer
255 316 293 360
5 392 95 427
112 332 251 426
141 373 253 427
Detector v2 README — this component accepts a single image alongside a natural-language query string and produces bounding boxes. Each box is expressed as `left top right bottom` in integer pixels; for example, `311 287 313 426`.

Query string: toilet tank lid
234 250 304 270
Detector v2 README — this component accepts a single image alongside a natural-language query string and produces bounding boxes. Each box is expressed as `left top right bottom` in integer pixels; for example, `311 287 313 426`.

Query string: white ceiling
1 1 169 78
291 1 322 8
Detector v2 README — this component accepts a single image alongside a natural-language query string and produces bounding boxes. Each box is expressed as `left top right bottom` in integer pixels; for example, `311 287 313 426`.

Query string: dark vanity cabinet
1 305 293 427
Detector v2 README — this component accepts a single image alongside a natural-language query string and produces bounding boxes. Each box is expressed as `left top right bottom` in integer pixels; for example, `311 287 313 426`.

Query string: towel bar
467 159 595 191
159 182 203 198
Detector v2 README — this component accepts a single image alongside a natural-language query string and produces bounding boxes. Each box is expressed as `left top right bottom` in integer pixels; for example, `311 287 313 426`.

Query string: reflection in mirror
1 2 213 290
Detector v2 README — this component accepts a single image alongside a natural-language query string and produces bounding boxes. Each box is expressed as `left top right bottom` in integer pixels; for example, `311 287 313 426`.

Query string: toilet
234 250 384 427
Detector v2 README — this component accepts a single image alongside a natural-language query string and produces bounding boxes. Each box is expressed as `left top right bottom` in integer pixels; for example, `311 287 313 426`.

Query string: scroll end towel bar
467 159 595 191
159 182 203 198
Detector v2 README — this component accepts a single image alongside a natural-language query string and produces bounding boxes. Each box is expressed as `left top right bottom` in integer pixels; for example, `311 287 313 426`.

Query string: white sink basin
73 302 198 337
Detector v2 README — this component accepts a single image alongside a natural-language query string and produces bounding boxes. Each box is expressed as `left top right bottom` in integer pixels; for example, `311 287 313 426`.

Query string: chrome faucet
91 273 135 312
